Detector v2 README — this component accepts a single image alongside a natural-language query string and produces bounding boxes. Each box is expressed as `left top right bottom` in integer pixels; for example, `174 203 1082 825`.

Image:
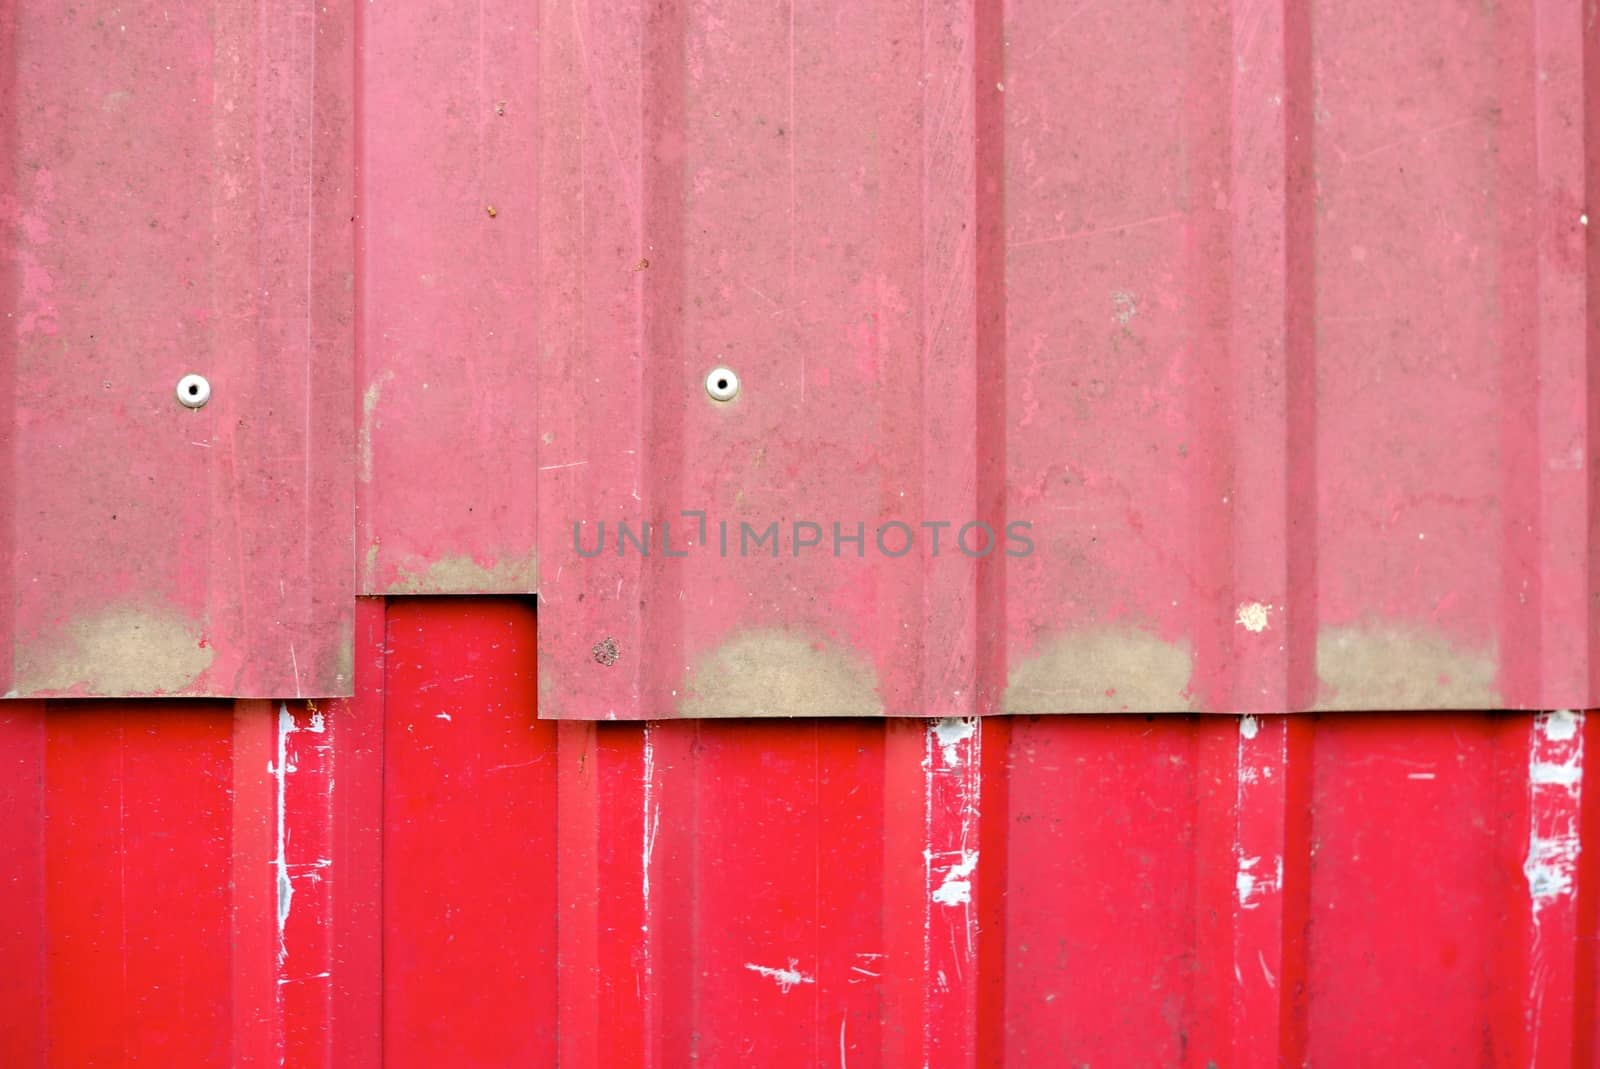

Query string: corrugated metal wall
4 598 1598 1066
5 0 1600 1063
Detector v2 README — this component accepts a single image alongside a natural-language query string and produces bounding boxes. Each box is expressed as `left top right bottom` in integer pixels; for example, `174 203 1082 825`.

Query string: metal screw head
176 373 211 408
705 366 739 402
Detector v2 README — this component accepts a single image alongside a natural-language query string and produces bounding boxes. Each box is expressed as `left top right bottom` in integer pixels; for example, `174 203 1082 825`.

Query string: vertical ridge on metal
0 0 356 697
536 0 1598 717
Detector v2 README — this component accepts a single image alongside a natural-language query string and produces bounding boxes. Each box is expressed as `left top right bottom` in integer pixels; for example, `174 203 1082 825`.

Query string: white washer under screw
176 373 211 409
705 366 739 402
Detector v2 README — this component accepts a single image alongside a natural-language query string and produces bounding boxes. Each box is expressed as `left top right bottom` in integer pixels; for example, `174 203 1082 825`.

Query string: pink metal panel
0 0 355 697
356 1 540 595
537 0 1598 717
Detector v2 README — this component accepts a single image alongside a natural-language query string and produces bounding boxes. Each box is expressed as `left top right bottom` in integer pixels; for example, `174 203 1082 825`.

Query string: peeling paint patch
14 605 215 695
930 850 979 906
1240 715 1259 740
1525 835 1580 902
933 718 977 767
1315 625 1499 710
1235 602 1270 633
1003 628 1193 713
1235 854 1282 910
679 630 883 717
384 551 540 595
744 960 814 992
1542 709 1581 742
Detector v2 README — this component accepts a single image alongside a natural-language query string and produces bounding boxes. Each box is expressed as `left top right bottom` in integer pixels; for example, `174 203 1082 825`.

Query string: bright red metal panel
4 601 1600 1065
0 0 354 698
380 598 557 1068
537 0 1598 717
0 695 380 1068
356 1 540 596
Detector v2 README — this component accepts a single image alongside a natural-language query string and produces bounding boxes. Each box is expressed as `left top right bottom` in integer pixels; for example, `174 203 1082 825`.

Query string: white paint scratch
744 959 814 993
839 1016 849 1069
933 717 977 768
1526 711 1585 917
642 725 658 906
272 704 297 963
1240 715 1259 740
930 850 979 907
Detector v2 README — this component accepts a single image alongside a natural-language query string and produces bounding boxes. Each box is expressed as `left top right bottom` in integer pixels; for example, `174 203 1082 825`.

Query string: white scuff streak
744 960 814 993
1525 711 1585 917
272 704 298 964
933 717 977 768
1235 601 1270 633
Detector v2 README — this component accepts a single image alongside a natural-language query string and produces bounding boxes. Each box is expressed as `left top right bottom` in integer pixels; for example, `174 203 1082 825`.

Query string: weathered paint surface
537 0 1600 716
356 0 540 596
3 599 1600 1066
0 0 355 697
4 0 1595 711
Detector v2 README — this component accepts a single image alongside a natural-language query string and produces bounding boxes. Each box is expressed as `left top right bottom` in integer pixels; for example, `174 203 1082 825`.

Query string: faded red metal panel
537 0 1598 717
356 2 540 596
0 0 355 698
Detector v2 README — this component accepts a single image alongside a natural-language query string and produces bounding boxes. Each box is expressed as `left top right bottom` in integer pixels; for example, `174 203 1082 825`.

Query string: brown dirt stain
1003 628 1194 713
15 606 214 695
678 629 884 718
1315 625 1499 710
384 551 540 595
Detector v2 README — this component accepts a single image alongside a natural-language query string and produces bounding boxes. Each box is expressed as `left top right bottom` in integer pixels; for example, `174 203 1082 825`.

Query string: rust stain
383 551 540 594
1003 628 1194 713
1315 625 1499 710
678 629 883 718
14 606 215 695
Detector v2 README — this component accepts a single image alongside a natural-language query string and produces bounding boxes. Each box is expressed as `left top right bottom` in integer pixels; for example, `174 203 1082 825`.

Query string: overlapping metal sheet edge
4 597 1599 1066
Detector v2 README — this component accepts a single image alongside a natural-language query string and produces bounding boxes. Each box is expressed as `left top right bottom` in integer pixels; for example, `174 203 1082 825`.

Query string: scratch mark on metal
272 704 297 964
744 959 814 992
1526 711 1585 918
